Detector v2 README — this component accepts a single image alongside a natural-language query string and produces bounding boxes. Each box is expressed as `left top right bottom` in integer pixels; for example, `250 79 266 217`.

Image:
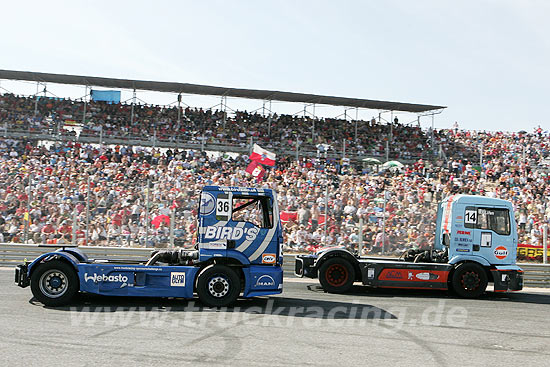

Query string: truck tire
197 265 241 307
451 262 488 298
30 260 79 306
318 257 355 294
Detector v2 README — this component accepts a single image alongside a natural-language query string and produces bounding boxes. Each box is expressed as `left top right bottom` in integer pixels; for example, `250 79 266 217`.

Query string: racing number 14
465 210 477 224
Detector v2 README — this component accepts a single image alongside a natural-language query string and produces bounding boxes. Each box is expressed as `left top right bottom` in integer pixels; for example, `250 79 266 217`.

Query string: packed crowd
0 123 548 254
1 93 436 159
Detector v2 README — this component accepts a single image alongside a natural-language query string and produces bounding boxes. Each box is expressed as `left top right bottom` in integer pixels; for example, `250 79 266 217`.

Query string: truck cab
15 186 284 308
436 195 518 266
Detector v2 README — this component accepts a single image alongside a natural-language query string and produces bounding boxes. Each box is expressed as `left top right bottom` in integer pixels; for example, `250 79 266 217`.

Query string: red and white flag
249 144 276 166
245 160 266 182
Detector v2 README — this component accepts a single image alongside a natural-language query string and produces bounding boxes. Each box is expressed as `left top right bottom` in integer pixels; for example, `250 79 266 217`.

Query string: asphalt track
1 266 550 367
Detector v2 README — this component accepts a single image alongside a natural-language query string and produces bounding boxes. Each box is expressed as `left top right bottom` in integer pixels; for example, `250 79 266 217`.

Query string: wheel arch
449 260 493 284
28 252 80 278
194 257 246 291
316 249 361 281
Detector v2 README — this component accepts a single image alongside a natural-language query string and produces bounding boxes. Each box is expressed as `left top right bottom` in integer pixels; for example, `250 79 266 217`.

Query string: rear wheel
30 260 79 306
197 265 241 307
451 262 488 298
318 257 355 293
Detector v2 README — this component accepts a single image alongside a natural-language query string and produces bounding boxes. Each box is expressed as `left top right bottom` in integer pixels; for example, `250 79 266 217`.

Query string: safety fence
1 244 549 288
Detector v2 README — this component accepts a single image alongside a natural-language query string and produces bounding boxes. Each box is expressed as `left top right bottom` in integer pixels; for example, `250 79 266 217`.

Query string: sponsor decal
456 216 463 220
204 226 259 241
113 266 161 271
380 269 449 282
415 272 440 280
200 241 227 250
261 253 276 264
367 268 375 279
385 270 404 279
494 246 508 260
84 273 128 283
170 272 186 287
219 186 260 192
457 230 471 235
255 275 275 287
200 192 216 216
518 243 550 259
456 248 470 252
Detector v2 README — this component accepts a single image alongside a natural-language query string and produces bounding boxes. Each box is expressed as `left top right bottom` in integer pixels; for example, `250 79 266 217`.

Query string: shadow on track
28 293 397 320
306 284 550 305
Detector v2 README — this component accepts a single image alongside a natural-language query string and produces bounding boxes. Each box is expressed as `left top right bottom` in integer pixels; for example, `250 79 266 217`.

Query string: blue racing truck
15 186 284 307
296 195 523 298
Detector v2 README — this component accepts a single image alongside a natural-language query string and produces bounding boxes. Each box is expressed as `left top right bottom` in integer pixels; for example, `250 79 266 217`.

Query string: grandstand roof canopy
0 69 445 113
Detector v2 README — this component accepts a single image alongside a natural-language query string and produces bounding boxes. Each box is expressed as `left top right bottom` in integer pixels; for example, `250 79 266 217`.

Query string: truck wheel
451 263 488 298
197 265 241 307
30 260 79 306
318 257 355 294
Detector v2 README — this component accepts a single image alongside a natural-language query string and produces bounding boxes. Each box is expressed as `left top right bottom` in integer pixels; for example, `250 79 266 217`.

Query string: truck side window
464 206 510 236
232 196 273 229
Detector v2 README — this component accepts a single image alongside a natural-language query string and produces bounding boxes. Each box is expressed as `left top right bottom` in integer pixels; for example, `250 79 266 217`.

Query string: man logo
170 272 186 287
200 192 216 216
255 275 275 287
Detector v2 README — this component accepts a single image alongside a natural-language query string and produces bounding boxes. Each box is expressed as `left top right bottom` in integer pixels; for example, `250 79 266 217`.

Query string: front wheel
196 265 241 307
30 260 79 306
451 262 488 298
318 257 355 293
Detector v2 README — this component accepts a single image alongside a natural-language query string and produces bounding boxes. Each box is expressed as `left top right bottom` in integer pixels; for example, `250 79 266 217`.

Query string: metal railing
0 243 151 266
519 263 550 288
1 243 549 288
2 127 427 162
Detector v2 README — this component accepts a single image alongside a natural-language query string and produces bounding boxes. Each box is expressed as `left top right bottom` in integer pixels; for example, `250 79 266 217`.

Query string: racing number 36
216 194 230 219
218 201 229 213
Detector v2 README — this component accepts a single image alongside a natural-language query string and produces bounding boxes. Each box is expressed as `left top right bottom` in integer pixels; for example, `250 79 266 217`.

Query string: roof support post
221 95 227 128
177 93 182 126
390 110 393 143
311 104 316 142
131 88 136 125
33 82 40 116
431 113 435 154
82 84 88 125
267 100 273 137
355 107 359 143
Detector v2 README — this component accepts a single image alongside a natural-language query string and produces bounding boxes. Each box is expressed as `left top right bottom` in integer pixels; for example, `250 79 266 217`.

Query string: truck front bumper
491 267 523 292
295 255 318 278
15 264 30 288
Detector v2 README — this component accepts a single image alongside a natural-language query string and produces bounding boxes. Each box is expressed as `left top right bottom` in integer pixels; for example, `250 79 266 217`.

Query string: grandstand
0 69 445 161
0 70 548 260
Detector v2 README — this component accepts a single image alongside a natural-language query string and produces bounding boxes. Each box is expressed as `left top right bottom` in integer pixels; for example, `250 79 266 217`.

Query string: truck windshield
465 207 510 235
